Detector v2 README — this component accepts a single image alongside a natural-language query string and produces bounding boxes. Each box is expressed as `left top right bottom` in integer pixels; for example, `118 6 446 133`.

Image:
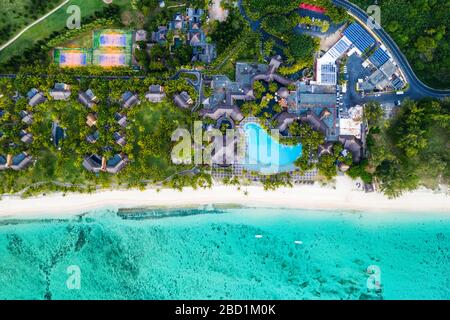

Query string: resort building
83 153 129 174
275 81 339 141
201 106 244 124
151 8 216 64
86 113 98 127
78 89 98 108
316 22 405 91
151 26 168 43
145 85 166 103
114 132 127 147
174 91 193 109
20 110 33 125
358 59 399 92
49 83 71 101
339 135 363 163
135 30 147 42
339 105 365 163
115 113 127 128
120 91 140 109
86 131 100 144
20 130 33 144
27 88 46 107
318 142 334 158
300 110 329 137
0 152 33 171
274 112 299 132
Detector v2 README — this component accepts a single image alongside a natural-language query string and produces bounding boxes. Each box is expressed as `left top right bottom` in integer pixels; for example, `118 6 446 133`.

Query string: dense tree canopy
368 99 450 197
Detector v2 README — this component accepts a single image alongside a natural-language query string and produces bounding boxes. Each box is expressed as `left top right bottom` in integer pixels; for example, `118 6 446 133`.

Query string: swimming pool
243 122 302 174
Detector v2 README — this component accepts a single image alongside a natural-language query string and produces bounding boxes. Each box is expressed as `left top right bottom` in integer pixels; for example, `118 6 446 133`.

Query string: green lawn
0 0 62 44
0 0 131 64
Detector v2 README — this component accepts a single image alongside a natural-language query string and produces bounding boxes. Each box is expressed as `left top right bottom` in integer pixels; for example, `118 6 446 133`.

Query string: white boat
294 240 303 245
255 235 263 239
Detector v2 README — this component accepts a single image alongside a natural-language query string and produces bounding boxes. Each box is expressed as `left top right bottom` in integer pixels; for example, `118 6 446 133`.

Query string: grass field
0 0 131 64
0 0 62 44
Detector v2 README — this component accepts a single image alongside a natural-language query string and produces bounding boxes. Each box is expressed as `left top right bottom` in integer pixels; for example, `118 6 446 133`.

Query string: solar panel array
369 47 390 67
343 23 376 53
320 62 337 85
327 38 352 60
392 77 404 90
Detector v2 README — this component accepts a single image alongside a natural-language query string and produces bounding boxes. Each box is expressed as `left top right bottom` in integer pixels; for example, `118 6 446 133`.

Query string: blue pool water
243 122 302 174
0 207 448 300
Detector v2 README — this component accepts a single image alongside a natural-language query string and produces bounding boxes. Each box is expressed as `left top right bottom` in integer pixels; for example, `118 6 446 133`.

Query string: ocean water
0 207 449 300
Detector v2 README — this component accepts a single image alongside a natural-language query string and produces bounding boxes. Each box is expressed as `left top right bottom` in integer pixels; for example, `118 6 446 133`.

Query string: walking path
0 0 70 52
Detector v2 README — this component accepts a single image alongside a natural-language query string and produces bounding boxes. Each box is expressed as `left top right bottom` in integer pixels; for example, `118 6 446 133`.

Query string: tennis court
54 48 92 67
53 29 132 68
93 50 131 67
98 53 126 66
93 30 133 49
100 34 126 47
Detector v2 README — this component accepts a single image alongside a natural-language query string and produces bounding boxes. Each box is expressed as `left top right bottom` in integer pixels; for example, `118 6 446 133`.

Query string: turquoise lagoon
0 207 449 300
243 122 302 174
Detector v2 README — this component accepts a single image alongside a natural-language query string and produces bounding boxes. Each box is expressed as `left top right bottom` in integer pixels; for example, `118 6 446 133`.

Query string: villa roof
200 105 244 123
83 153 129 174
318 142 334 157
339 135 363 163
145 85 166 103
174 91 193 109
135 30 147 42
86 131 99 144
194 43 217 63
28 91 47 107
275 112 299 132
49 89 71 100
121 91 140 108
78 91 96 108
20 130 33 144
115 113 127 128
298 92 336 108
1 152 33 171
189 32 202 45
114 132 127 147
319 108 332 120
86 113 97 127
300 110 328 136
20 110 33 125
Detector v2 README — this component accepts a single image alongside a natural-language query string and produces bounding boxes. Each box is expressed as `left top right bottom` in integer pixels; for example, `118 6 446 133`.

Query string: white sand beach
0 177 448 219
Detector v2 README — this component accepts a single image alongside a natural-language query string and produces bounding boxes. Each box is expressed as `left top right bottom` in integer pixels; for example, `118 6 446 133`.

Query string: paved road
171 69 204 110
333 0 450 98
